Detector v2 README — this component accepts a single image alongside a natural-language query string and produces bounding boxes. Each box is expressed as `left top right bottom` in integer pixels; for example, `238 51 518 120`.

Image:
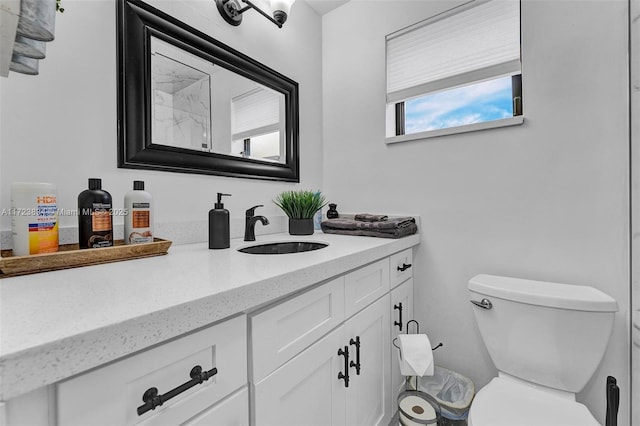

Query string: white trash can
418 366 475 421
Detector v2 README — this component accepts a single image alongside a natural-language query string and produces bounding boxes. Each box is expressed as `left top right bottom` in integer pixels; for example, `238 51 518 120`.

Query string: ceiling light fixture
215 0 295 28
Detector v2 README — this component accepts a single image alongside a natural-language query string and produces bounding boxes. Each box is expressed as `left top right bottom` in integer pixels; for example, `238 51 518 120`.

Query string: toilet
467 274 618 426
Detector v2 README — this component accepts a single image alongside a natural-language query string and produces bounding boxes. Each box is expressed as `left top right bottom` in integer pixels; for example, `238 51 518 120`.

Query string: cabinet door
390 278 414 408
343 294 391 426
254 329 346 426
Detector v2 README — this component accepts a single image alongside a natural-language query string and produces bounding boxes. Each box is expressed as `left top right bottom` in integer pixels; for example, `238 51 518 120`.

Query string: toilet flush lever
471 298 493 310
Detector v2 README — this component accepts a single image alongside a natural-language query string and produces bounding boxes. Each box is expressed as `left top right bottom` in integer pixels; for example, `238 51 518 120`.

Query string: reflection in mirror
229 85 285 163
150 36 286 163
151 36 213 151
117 0 299 181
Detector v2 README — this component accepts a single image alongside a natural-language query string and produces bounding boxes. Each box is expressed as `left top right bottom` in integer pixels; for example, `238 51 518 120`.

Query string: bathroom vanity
0 231 418 425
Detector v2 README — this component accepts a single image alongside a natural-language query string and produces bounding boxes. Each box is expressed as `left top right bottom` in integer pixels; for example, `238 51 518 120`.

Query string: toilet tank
468 274 618 393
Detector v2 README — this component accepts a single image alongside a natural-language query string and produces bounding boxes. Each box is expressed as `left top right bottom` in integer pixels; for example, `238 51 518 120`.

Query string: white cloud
406 113 483 133
405 77 512 131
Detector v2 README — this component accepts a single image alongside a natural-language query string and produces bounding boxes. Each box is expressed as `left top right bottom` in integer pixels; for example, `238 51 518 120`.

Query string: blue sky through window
405 76 514 134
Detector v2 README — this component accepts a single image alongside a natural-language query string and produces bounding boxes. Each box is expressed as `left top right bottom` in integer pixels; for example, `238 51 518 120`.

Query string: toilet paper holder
392 320 443 361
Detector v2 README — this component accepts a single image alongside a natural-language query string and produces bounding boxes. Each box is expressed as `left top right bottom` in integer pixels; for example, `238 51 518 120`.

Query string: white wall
630 1 640 424
323 0 630 424
0 0 323 243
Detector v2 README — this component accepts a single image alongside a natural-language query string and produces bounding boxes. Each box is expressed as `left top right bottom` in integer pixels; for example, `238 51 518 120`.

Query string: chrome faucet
244 205 269 241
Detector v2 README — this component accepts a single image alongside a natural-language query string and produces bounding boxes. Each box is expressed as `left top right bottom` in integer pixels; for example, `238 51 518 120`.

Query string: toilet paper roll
397 334 434 377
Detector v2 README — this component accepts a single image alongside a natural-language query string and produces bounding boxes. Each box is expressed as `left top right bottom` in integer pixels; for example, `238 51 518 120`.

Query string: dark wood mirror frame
117 0 300 181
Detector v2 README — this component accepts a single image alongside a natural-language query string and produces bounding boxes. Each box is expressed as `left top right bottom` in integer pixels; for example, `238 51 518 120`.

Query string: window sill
385 115 524 145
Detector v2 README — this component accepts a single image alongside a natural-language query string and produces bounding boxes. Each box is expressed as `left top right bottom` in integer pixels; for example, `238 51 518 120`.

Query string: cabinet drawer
344 258 390 318
389 249 413 289
57 315 247 426
184 386 248 426
251 277 345 383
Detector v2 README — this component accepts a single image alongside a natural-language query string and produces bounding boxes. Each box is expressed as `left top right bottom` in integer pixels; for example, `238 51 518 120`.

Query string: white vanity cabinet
252 258 392 426
56 314 248 426
0 239 419 426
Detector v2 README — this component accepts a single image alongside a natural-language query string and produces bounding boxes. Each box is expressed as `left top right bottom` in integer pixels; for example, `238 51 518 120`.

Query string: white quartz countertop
0 231 420 401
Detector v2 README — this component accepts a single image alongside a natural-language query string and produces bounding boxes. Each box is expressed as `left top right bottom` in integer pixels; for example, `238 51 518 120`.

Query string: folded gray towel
320 217 417 239
322 217 415 230
354 213 388 222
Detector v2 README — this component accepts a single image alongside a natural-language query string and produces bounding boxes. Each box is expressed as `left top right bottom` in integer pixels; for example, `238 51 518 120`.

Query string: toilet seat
468 374 599 426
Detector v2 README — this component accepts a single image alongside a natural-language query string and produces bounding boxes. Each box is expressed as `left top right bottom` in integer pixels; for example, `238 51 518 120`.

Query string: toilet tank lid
468 274 618 312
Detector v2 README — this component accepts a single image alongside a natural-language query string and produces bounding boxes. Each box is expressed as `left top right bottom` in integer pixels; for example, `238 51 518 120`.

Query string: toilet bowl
467 274 618 426
468 373 599 426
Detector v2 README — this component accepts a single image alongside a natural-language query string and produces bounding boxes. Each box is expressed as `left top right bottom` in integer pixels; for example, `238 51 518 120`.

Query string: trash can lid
398 390 440 425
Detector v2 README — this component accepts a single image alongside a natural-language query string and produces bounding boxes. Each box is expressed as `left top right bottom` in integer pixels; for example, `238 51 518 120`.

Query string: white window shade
231 87 281 139
386 0 521 103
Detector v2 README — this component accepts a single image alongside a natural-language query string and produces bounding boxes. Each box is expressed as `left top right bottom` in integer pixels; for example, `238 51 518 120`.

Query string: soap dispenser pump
209 193 231 249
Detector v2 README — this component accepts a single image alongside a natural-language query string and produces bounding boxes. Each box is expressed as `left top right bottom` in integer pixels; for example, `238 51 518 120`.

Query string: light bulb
270 0 294 25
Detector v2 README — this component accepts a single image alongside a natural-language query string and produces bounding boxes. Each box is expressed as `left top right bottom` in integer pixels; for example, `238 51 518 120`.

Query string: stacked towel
321 216 417 239
354 213 388 222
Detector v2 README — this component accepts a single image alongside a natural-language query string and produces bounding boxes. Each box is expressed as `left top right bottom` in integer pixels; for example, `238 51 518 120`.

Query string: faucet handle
246 205 264 216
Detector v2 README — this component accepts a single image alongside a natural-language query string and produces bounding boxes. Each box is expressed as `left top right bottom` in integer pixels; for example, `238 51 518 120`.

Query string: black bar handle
393 302 403 331
397 263 412 272
338 346 350 387
349 336 361 375
606 376 619 426
137 365 218 416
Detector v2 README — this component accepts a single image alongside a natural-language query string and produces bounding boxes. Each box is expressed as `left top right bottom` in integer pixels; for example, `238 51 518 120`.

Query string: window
231 87 284 161
386 0 522 142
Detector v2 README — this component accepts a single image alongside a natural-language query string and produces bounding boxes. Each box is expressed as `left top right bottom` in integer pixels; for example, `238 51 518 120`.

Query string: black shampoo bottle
78 178 113 249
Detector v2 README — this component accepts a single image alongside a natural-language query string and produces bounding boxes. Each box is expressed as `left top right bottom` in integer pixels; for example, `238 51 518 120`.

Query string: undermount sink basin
238 241 328 255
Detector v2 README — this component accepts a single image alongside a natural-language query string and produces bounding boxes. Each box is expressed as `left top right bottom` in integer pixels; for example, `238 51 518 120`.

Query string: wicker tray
0 238 172 278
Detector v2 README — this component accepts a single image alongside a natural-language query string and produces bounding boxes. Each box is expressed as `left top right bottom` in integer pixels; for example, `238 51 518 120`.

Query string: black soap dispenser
209 193 231 249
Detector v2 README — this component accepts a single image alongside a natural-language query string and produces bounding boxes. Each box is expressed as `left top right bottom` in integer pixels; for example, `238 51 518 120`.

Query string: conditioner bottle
78 178 113 249
124 180 153 245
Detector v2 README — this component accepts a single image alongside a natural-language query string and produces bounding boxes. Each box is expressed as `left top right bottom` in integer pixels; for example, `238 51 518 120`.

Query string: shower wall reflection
151 47 212 151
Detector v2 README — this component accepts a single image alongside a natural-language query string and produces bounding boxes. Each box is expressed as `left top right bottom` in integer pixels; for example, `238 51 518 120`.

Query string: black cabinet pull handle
397 263 412 272
394 302 403 331
349 336 361 375
338 346 350 387
137 365 218 416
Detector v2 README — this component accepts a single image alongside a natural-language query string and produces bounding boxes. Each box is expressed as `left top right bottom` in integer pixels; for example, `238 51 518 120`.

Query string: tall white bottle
124 180 153 244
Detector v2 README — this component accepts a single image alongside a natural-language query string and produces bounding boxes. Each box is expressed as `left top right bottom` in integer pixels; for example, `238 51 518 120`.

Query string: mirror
117 0 299 181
